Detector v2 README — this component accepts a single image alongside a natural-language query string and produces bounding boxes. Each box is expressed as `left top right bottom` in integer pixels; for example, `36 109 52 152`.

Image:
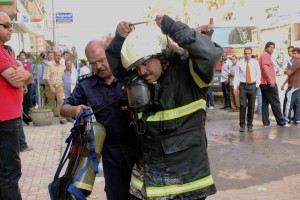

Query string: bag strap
54 109 86 179
66 110 99 200
67 157 92 199
48 109 90 200
88 116 99 174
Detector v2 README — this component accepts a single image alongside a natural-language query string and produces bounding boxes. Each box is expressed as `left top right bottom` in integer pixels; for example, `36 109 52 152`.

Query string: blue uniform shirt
63 71 71 98
63 74 129 142
64 75 138 192
64 74 138 168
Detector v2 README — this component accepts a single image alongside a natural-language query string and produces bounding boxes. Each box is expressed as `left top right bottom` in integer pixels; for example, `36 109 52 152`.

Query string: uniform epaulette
78 72 94 82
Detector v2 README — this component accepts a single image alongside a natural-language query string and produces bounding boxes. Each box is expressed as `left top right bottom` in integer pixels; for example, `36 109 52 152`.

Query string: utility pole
52 0 56 51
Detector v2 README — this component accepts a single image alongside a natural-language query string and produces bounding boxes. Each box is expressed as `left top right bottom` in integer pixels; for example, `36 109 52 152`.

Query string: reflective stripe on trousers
131 175 214 197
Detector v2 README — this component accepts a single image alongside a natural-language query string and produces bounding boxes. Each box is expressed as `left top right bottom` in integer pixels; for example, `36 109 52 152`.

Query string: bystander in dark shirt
63 74 137 169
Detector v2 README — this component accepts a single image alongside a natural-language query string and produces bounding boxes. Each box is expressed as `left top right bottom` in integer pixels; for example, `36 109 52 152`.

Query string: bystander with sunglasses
0 12 33 200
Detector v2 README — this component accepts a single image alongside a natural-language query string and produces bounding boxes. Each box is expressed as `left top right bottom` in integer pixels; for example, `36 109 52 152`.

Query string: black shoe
60 120 67 124
20 146 34 152
239 126 245 132
277 123 290 127
220 106 230 109
248 127 253 132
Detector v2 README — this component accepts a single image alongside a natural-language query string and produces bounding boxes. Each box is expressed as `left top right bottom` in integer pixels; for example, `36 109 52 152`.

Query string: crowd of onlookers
4 47 93 153
207 43 300 131
15 47 92 125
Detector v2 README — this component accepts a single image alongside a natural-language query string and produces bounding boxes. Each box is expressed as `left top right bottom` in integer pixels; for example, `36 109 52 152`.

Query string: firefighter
106 15 223 200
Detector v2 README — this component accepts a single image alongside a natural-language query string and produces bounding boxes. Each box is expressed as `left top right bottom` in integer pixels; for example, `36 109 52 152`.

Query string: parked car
210 70 221 92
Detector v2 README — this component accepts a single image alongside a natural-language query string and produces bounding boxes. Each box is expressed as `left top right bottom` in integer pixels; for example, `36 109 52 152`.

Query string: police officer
60 40 137 200
107 15 223 200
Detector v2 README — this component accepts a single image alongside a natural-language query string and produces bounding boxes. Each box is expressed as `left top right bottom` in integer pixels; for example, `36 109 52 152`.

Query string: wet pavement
206 105 300 200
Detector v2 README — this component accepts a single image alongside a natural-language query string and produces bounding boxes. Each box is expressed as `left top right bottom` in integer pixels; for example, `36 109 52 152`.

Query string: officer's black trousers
103 154 132 200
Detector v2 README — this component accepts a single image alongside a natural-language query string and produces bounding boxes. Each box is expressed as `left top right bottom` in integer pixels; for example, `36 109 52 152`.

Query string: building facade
0 0 53 53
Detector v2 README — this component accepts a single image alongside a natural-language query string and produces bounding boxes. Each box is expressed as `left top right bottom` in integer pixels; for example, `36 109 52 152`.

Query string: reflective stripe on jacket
138 98 206 121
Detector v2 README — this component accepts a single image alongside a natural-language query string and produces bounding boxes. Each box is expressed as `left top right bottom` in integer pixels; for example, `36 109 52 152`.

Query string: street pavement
20 77 300 200
20 118 106 200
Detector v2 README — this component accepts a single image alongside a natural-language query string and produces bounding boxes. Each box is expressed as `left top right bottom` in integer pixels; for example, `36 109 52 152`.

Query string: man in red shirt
259 42 288 127
0 12 32 199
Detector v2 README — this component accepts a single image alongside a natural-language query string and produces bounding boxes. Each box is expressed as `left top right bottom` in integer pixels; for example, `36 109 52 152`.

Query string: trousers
260 84 286 126
19 122 28 151
239 83 257 127
102 145 132 200
221 82 231 108
0 118 22 200
45 85 65 120
206 87 214 107
283 87 300 123
230 85 240 110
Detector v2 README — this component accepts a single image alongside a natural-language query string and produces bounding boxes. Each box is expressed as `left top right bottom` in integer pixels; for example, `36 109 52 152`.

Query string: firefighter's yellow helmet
121 25 167 71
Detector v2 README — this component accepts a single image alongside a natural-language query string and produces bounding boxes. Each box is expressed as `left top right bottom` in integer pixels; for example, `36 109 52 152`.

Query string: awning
13 21 34 33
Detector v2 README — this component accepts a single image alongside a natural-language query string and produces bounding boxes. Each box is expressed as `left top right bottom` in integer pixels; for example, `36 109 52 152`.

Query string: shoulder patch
78 72 94 82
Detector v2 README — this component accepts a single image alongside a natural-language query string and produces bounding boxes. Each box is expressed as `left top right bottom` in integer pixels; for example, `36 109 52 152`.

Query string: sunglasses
0 22 13 29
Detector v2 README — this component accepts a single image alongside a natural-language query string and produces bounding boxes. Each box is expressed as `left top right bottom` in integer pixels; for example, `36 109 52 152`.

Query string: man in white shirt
228 55 240 111
60 51 70 70
220 52 232 109
234 48 261 132
80 64 92 76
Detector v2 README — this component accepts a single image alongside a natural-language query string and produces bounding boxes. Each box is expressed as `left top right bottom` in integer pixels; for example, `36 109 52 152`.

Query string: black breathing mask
126 73 152 113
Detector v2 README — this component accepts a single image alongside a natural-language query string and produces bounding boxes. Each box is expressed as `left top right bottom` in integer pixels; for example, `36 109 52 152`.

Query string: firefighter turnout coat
107 15 223 200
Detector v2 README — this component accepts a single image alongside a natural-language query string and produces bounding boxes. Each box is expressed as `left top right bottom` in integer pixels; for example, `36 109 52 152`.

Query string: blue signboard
56 13 73 24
